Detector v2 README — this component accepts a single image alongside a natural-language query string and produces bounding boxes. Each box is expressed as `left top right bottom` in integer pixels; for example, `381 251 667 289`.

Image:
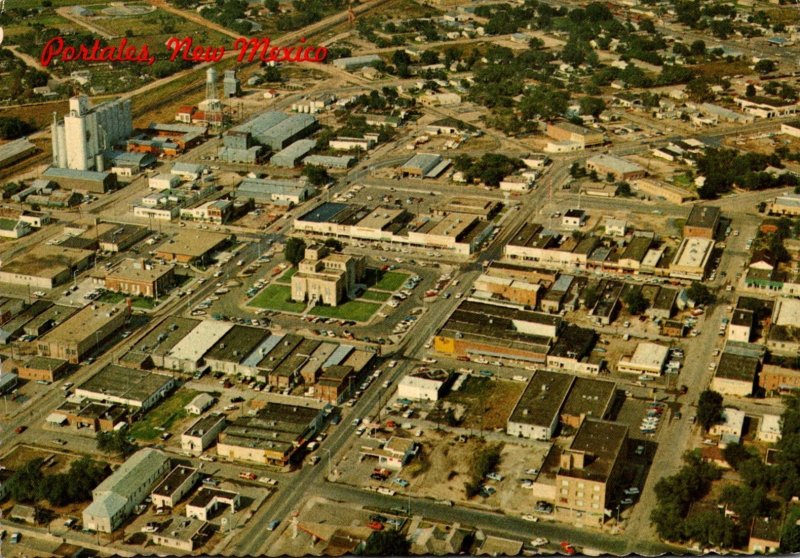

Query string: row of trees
696 148 797 199
6 457 109 507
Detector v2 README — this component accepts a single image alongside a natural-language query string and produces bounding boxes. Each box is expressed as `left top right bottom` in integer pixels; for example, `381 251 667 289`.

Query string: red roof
177 105 196 114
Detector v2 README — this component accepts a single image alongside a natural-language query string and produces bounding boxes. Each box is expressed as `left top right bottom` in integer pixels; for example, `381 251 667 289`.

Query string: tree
755 59 777 74
624 289 648 315
687 282 714 306
579 96 606 118
697 389 724 432
97 430 137 456
420 50 439 65
569 162 584 178
686 79 715 103
302 165 330 186
284 237 307 266
357 530 410 555
722 442 756 470
690 39 706 56
0 117 34 140
617 181 632 196
323 238 343 252
582 284 599 309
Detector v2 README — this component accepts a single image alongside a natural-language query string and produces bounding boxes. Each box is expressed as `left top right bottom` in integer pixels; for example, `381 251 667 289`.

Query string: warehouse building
82 448 170 533
399 153 452 179
18 356 69 383
237 177 314 206
37 303 127 363
76 364 176 410
271 139 316 168
586 154 646 181
0 245 93 289
546 121 604 148
154 230 230 264
124 317 201 369
332 54 382 70
162 320 233 373
302 154 355 169
42 167 118 194
712 349 760 397
434 300 559 362
151 465 200 509
217 402 326 467
0 137 37 168
97 224 149 252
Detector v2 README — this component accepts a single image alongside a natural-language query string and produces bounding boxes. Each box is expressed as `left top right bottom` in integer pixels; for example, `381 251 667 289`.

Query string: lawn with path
249 284 307 313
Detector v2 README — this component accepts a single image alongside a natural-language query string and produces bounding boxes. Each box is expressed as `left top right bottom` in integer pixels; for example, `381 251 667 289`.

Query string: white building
51 96 132 171
185 393 214 415
757 414 782 444
617 342 669 376
181 414 226 455
149 173 181 191
710 408 745 447
397 372 447 401
82 449 170 533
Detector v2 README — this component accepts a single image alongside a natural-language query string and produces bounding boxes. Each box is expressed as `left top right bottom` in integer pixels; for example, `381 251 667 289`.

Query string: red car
15 426 26 434
560 542 576 555
367 520 384 531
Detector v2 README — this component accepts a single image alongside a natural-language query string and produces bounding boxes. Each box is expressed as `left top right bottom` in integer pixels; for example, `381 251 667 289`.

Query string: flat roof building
617 342 669 376
684 205 721 239
105 259 175 298
507 370 573 440
76 364 176 411
154 230 230 264
556 419 628 526
0 244 94 289
37 303 127 363
586 154 645 181
435 300 558 362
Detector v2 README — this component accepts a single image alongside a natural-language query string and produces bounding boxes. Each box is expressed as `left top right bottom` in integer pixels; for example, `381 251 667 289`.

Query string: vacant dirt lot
444 377 525 430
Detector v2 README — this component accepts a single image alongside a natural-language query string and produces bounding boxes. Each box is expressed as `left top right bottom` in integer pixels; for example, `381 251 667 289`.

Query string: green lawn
98 292 126 304
276 266 298 284
361 290 391 302
373 272 410 292
131 297 158 310
310 300 381 322
249 284 307 313
129 389 198 441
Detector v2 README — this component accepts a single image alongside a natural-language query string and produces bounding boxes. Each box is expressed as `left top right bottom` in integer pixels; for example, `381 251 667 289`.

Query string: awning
45 413 68 425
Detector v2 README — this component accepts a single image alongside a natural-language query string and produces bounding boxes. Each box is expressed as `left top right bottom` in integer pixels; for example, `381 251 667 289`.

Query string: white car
531 538 548 547
521 514 538 522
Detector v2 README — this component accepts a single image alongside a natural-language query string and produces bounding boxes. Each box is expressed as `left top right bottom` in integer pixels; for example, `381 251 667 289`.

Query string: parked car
560 542 577 555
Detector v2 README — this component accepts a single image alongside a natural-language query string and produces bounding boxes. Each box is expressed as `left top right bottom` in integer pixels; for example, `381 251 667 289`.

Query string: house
150 517 210 552
185 393 215 415
604 218 627 237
